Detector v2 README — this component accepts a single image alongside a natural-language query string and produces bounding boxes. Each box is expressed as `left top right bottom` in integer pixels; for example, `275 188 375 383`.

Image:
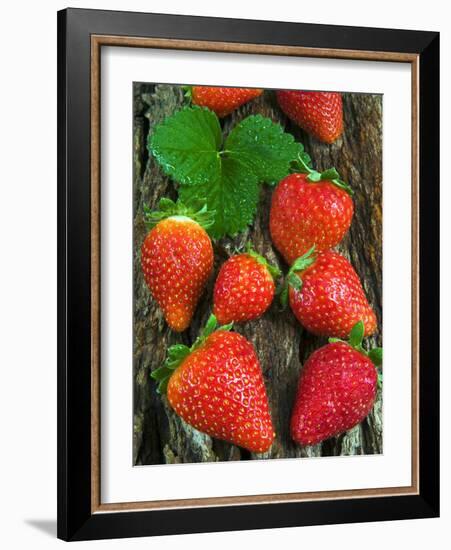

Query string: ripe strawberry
189 86 263 117
281 248 377 338
270 172 354 265
276 90 343 143
141 198 214 332
152 315 275 453
213 246 280 324
291 321 381 446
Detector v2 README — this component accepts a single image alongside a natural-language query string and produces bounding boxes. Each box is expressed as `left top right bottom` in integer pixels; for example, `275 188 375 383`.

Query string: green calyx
143 197 215 231
291 153 354 196
151 344 191 395
150 314 233 394
181 85 193 102
245 243 281 281
279 246 316 308
329 320 383 368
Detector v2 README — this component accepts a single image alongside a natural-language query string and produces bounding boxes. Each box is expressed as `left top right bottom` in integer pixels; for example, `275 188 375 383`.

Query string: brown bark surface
133 84 383 465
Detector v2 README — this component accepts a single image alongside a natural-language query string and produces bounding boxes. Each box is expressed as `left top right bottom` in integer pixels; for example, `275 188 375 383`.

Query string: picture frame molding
58 7 439 541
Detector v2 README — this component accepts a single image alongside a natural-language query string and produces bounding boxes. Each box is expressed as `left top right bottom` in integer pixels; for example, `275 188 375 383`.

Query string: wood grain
92 35 417 62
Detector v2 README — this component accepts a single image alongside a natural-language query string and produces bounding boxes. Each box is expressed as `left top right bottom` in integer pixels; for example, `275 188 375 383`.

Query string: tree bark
133 84 383 465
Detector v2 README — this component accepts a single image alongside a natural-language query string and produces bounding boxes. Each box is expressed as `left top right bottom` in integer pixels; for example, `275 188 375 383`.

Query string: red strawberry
190 86 263 117
277 90 343 143
152 315 275 453
282 248 377 338
291 321 381 446
141 199 214 332
270 172 354 265
213 246 280 324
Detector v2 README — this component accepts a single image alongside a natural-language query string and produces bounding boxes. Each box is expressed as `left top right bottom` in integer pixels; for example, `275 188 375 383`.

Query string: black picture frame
57 7 439 541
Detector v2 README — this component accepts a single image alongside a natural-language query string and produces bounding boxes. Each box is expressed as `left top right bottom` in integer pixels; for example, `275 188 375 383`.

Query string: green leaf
180 156 260 238
349 321 365 348
224 114 301 185
149 106 222 186
369 347 383 366
151 109 304 238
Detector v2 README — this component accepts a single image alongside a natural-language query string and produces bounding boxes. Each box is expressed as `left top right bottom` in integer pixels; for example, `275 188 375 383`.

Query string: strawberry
270 171 354 265
281 248 377 338
141 198 214 332
213 246 280 324
276 90 343 143
188 86 263 117
291 321 382 446
151 315 275 453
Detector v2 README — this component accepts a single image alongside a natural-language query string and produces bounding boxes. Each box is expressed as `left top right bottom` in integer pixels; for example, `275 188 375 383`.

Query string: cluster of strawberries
141 87 381 454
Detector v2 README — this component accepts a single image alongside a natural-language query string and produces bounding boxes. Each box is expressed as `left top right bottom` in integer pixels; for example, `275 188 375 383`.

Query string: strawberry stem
292 154 354 196
151 314 233 394
245 243 281 280
280 246 316 308
143 197 215 231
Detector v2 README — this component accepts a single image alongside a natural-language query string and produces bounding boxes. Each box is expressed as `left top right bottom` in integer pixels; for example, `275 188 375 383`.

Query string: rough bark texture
133 84 383 465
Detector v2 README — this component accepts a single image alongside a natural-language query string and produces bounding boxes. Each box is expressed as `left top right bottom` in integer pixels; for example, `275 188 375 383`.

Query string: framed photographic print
57 8 440 541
